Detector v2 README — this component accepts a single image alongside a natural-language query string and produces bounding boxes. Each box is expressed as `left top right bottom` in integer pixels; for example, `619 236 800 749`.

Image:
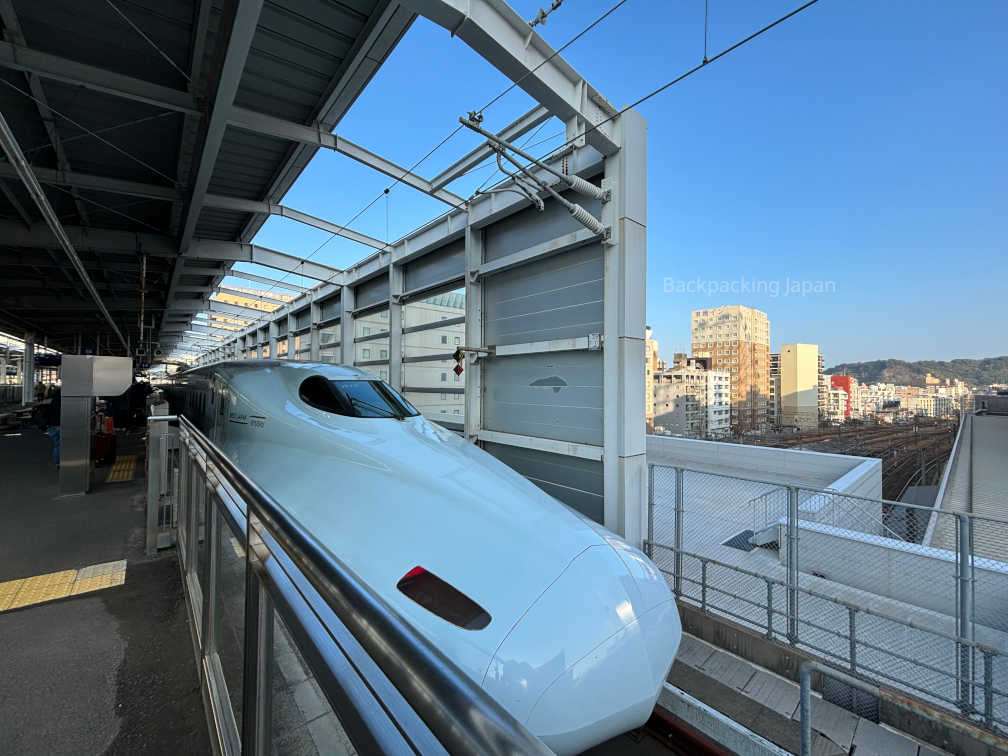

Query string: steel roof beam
236 2 416 244
0 40 199 115
0 111 128 350
430 105 551 191
207 299 269 317
0 163 180 201
224 269 307 293
0 220 176 256
204 194 387 250
0 161 384 249
177 0 263 255
185 240 342 282
216 285 290 306
227 107 465 207
0 0 92 225
401 0 620 156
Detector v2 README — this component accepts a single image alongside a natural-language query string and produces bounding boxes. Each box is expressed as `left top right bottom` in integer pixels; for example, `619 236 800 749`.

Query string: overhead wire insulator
567 202 606 236
564 172 607 202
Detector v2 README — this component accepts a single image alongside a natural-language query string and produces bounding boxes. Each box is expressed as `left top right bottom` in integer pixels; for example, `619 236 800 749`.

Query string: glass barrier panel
215 509 246 731
269 611 357 755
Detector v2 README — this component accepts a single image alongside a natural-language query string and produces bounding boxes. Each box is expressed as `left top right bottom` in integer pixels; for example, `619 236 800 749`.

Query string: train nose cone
481 545 680 755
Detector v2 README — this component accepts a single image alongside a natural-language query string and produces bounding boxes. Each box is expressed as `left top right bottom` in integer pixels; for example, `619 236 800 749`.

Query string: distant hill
826 357 1008 387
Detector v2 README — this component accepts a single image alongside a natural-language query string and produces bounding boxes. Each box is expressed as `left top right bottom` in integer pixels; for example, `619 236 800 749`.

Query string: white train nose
481 545 680 755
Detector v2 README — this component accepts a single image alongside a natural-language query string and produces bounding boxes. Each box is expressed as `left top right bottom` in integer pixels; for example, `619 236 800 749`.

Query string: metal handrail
647 541 1005 656
155 415 550 756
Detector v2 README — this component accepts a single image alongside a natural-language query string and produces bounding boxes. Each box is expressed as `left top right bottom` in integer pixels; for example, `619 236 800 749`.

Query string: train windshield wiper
349 396 400 419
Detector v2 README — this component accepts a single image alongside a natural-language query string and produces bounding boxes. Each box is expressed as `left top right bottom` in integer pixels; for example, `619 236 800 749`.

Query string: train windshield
299 376 419 419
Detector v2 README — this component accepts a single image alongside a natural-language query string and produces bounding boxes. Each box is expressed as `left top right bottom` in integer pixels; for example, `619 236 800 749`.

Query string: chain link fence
645 463 1008 735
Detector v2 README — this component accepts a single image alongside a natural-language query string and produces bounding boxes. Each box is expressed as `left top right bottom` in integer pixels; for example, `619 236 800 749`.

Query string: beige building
691 305 770 432
653 356 730 438
779 343 821 431
645 326 659 430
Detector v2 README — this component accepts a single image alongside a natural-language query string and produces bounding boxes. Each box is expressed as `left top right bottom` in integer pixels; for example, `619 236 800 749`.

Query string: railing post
983 649 994 729
700 559 708 613
787 485 799 644
848 606 857 673
765 580 773 640
799 664 812 756
646 464 654 559
674 467 684 596
957 513 975 713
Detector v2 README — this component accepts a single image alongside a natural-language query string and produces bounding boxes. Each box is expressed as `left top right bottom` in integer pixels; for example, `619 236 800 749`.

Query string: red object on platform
105 417 115 434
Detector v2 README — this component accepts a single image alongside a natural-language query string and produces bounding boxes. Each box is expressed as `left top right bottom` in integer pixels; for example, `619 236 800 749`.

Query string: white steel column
388 263 404 391
340 285 355 366
309 299 321 361
464 221 483 442
602 109 648 545
268 321 278 358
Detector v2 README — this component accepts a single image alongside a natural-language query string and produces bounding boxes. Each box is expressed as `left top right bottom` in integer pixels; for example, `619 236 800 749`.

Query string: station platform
0 427 210 755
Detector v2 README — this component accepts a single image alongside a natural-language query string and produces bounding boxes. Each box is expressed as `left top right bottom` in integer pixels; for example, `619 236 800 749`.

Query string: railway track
638 707 730 755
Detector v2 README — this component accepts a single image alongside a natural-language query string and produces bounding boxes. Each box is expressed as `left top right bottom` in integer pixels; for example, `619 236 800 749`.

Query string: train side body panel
163 361 680 754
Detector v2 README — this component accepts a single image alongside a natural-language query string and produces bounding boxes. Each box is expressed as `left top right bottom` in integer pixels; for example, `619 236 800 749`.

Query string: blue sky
247 0 1007 366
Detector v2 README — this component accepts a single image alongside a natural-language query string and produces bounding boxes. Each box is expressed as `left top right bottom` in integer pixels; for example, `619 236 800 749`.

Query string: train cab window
298 377 419 419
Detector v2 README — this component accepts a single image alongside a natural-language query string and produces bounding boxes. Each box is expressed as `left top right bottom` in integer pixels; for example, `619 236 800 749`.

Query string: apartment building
779 343 820 431
768 352 781 427
817 353 827 422
691 305 770 432
826 385 848 423
645 326 659 430
653 356 730 437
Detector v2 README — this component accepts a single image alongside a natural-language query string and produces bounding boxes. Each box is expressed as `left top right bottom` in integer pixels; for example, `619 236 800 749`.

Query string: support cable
0 78 177 184
105 0 191 82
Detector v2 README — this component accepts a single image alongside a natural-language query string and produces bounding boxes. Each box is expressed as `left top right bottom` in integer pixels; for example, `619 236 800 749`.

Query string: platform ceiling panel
0 0 408 354
235 0 372 122
12 0 195 91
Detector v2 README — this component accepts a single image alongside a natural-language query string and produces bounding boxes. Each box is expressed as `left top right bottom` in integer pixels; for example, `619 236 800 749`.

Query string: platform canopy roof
0 0 418 354
0 0 622 359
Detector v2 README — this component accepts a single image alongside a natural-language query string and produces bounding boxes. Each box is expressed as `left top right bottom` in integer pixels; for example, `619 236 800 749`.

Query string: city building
830 374 855 419
652 355 730 438
817 353 827 422
779 343 820 431
645 326 659 431
768 352 781 427
691 305 769 432
826 385 848 422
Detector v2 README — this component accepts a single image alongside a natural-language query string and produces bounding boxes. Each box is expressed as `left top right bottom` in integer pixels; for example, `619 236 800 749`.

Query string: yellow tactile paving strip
105 454 136 483
0 560 127 611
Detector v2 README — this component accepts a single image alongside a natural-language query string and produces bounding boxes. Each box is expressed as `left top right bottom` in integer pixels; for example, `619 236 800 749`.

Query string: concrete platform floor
0 428 209 755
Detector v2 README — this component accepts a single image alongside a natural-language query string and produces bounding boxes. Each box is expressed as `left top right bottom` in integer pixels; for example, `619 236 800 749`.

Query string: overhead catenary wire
438 0 826 220
201 0 633 322
183 0 823 356
105 0 191 82
0 78 177 184
0 110 129 352
184 0 822 356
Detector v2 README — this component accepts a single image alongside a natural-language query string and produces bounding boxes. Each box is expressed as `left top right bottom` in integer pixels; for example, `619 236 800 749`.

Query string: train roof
171 360 374 382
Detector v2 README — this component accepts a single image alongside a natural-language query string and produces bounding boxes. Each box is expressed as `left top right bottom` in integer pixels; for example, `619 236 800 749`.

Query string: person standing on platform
45 388 61 468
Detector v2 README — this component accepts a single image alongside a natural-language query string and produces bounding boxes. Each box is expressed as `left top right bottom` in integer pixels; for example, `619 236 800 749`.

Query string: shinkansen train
163 360 680 754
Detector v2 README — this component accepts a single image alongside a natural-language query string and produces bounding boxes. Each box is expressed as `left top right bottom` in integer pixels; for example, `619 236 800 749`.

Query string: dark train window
298 377 419 419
